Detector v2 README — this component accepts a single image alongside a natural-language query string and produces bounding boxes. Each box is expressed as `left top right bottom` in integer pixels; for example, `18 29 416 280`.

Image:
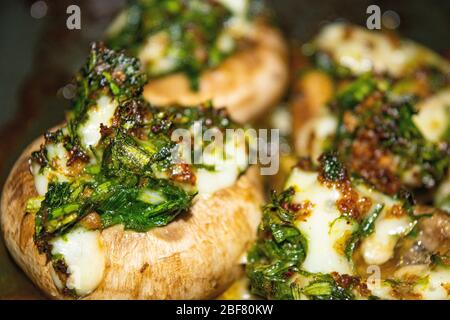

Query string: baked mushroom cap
0 42 265 299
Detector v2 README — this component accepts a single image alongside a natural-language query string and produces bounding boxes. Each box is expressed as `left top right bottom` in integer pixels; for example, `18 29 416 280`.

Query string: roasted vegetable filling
27 43 249 296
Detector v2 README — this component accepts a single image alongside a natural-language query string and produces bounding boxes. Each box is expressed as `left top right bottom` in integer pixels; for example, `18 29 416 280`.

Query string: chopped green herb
247 188 308 299
344 203 384 260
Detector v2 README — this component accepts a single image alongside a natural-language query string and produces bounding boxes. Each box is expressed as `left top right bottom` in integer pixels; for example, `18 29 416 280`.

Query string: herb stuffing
246 154 445 300
328 74 450 194
246 157 373 300
246 187 309 299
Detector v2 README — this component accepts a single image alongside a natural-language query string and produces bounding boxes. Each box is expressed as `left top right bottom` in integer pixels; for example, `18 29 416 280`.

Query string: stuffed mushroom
106 0 289 123
0 43 264 299
291 23 450 196
243 24 450 300
247 154 450 300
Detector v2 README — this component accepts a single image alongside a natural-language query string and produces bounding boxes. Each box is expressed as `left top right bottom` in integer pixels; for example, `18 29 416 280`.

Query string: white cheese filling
31 142 71 196
413 88 450 143
138 31 178 75
368 265 450 300
78 95 118 148
284 168 416 275
50 228 106 296
286 168 354 275
295 115 337 162
356 185 415 266
196 131 248 195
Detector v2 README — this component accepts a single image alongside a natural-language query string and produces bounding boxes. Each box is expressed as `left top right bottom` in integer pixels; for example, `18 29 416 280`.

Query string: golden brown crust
1 137 264 300
143 22 289 124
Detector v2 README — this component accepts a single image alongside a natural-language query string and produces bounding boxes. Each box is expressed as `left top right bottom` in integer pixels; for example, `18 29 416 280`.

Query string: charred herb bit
68 42 147 139
116 99 150 131
48 255 78 298
67 145 90 167
150 104 234 133
31 129 68 169
318 151 347 183
330 272 372 298
30 146 48 168
79 42 146 103
247 187 308 300
107 0 235 89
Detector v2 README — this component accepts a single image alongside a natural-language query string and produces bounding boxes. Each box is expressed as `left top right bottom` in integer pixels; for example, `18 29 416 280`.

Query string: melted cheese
196 166 239 195
420 267 450 300
315 23 449 77
196 133 248 195
360 215 413 265
50 228 106 296
217 0 248 17
31 163 50 196
31 143 71 196
78 96 118 148
413 89 450 143
138 31 177 75
286 168 354 275
357 185 415 266
284 168 416 275
382 264 450 300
